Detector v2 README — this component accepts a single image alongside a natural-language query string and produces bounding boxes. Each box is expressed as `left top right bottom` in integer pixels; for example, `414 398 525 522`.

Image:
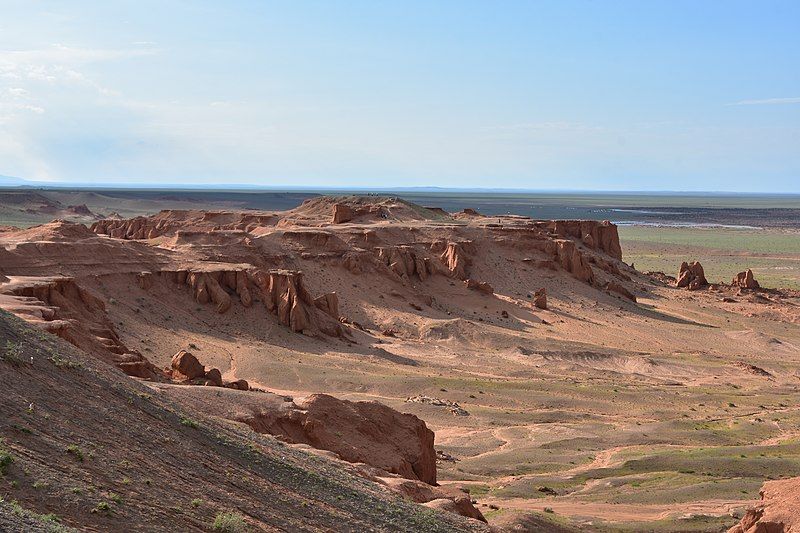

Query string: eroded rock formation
533 288 547 309
375 246 442 281
439 241 474 280
0 277 159 379
677 261 708 290
732 269 760 290
555 239 594 284
606 281 637 302
543 220 623 260
728 477 799 533
331 203 355 224
465 279 494 294
241 393 437 485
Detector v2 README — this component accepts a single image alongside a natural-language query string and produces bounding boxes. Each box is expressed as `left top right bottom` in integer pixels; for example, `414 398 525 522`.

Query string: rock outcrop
677 261 708 290
732 269 760 290
533 288 547 309
331 203 355 224
542 220 623 260
379 477 486 523
171 350 206 380
168 350 245 389
250 269 314 332
464 279 493 294
92 210 279 240
606 281 636 302
728 477 800 533
242 394 437 485
158 268 253 313
439 241 474 280
151 267 343 337
0 277 160 379
554 240 594 284
375 246 443 281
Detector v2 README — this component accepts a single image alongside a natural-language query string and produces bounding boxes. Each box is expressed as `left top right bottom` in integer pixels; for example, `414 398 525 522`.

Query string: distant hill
0 174 30 186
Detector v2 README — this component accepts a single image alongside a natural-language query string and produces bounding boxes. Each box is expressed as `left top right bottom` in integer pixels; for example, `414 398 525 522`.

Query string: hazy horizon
1 1 798 192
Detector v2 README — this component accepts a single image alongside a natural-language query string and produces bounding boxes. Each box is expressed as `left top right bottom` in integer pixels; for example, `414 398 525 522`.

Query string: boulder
246 393 437 485
171 350 205 381
204 367 223 387
533 288 547 309
224 379 249 391
465 279 494 294
732 269 760 290
676 261 707 290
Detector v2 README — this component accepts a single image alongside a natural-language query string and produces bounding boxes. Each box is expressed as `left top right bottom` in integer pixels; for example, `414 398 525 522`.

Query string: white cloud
730 97 800 106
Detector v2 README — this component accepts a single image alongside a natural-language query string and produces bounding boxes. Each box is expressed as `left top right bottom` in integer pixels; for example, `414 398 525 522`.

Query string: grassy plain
619 226 800 289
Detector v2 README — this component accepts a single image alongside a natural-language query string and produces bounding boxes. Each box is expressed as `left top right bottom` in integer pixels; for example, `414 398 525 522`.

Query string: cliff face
539 220 623 260
0 277 160 379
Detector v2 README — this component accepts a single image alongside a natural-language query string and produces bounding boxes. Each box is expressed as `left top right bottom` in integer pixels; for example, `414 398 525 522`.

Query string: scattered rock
733 362 772 378
405 396 469 416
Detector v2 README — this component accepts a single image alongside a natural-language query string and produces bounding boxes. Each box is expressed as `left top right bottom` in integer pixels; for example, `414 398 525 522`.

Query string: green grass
619 226 800 288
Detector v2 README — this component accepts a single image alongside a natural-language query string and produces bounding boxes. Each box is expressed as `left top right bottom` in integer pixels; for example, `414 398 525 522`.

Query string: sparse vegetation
91 501 111 514
191 498 202 508
49 354 82 369
212 511 249 532
66 444 85 462
180 417 199 428
1 340 25 366
0 448 13 475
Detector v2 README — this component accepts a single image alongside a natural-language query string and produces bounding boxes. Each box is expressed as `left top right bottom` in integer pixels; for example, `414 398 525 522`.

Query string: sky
0 1 798 192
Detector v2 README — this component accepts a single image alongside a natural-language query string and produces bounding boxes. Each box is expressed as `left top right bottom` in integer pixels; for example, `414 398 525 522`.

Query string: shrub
180 417 199 429
0 450 13 475
212 511 249 532
66 445 84 462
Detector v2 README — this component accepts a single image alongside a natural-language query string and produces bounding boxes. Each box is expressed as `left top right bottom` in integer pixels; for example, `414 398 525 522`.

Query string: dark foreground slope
0 311 485 532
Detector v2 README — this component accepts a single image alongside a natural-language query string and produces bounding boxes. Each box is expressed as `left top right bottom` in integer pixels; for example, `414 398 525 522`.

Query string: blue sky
0 1 798 191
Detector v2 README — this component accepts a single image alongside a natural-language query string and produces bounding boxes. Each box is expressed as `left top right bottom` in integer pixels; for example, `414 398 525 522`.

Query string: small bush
180 417 199 429
49 354 82 369
91 501 111 514
66 445 84 462
212 511 249 532
0 450 13 475
1 340 24 366
191 498 203 508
